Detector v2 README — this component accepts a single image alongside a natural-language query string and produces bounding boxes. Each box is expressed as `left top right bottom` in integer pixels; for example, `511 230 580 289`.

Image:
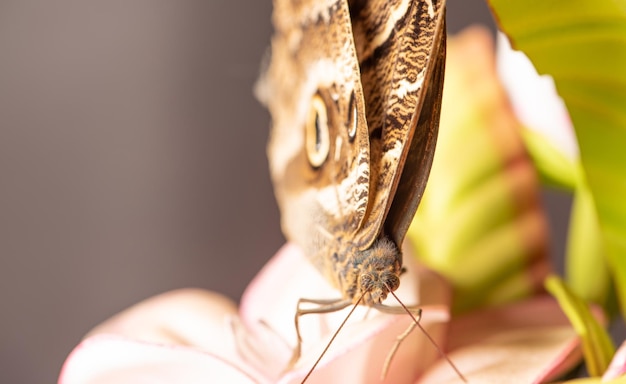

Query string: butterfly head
355 238 402 305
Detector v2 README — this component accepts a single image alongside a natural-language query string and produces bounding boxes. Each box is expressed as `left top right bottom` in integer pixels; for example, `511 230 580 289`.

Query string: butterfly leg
288 297 352 368
374 303 422 379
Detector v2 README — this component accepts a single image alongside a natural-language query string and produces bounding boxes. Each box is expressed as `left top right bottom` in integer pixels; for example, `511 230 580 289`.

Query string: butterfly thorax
337 237 402 306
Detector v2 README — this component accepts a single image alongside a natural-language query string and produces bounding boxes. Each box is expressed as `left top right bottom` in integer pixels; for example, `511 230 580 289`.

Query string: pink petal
59 335 262 384
60 289 271 383
417 296 583 383
603 341 626 381
240 243 339 348
85 289 238 350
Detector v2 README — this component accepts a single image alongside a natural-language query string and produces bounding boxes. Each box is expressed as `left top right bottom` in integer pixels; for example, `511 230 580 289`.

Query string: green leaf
545 275 614 376
519 127 577 190
487 0 626 318
521 126 612 308
567 182 612 309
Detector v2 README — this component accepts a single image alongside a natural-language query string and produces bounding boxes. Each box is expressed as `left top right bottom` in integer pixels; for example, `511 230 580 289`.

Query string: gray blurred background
0 1 571 383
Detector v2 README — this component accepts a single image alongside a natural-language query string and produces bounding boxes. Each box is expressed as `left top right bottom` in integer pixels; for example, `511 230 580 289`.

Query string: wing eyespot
346 90 357 142
305 93 330 168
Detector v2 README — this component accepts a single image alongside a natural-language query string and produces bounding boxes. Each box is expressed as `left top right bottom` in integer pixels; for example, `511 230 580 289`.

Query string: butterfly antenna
387 287 467 383
300 291 366 384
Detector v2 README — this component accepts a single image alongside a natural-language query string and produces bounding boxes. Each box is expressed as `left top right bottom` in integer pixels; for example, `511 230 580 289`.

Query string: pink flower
60 244 586 384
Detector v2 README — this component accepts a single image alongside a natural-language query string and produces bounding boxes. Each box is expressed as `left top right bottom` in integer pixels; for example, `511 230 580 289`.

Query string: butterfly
256 0 459 381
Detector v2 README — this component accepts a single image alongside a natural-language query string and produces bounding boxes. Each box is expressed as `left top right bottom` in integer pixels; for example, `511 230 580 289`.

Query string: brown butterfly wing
258 0 372 281
386 23 446 248
349 0 447 250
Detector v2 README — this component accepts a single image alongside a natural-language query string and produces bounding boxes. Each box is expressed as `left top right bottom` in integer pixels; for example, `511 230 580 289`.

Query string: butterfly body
258 0 445 315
